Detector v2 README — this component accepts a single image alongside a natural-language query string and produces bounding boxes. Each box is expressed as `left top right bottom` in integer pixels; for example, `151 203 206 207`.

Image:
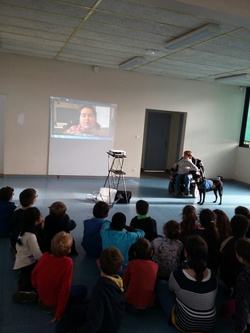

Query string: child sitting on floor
9 188 38 258
44 201 78 255
151 220 183 280
55 246 125 333
32 231 87 322
12 207 45 303
156 235 217 332
0 186 16 238
100 212 145 275
123 238 158 313
234 238 250 333
81 201 110 257
130 200 157 241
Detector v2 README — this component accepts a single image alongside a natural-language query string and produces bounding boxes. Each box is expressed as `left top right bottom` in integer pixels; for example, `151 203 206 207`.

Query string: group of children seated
0 185 250 333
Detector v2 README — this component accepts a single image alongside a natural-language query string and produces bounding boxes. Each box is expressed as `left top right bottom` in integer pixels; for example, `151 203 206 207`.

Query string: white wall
235 147 250 183
0 53 248 181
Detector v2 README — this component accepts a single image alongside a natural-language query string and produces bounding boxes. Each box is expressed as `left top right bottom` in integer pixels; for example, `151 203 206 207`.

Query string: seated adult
170 150 200 195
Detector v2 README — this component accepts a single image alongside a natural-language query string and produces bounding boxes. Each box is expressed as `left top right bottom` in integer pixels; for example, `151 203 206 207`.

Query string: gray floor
1 174 248 333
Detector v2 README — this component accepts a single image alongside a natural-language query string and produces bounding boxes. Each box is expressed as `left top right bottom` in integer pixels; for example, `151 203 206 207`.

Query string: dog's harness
198 179 213 190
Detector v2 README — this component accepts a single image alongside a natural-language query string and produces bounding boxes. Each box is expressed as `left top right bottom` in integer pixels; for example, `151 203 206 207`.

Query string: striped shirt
169 269 217 332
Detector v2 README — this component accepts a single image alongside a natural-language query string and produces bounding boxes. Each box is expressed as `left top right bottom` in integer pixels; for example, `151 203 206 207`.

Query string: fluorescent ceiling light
215 73 250 83
119 56 145 70
146 49 159 55
165 23 220 50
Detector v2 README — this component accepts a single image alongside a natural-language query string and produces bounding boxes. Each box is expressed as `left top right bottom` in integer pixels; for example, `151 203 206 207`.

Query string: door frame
0 95 5 176
141 109 186 173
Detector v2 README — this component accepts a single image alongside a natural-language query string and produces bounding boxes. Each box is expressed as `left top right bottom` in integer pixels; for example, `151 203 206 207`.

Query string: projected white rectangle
50 97 116 140
48 97 117 176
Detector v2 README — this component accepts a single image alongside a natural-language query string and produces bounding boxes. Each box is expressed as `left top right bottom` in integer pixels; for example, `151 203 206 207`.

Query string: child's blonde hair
51 231 73 257
49 201 67 218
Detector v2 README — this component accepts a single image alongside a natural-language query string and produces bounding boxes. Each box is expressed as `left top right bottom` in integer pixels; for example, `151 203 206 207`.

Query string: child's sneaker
12 291 38 303
38 299 56 315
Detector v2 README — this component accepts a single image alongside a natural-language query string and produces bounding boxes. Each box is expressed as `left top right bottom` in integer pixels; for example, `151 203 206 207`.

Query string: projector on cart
108 150 126 157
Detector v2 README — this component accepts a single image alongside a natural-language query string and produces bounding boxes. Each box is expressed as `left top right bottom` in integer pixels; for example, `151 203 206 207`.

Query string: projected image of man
64 105 101 135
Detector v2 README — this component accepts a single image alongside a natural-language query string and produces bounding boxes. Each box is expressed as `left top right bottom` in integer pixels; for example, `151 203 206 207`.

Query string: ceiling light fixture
119 56 145 70
146 49 159 55
165 23 220 50
214 73 250 83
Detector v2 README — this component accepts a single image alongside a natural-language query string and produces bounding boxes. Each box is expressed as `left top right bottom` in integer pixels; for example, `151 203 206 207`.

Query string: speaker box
115 190 132 204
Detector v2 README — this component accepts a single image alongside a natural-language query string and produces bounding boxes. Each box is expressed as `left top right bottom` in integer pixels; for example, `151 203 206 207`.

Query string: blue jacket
81 217 110 257
197 179 213 190
100 222 145 274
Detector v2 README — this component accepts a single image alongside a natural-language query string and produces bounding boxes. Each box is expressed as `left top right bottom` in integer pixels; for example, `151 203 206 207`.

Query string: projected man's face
79 107 96 132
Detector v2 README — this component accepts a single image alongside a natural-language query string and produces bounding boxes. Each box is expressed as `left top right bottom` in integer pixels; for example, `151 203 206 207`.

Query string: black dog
197 176 224 205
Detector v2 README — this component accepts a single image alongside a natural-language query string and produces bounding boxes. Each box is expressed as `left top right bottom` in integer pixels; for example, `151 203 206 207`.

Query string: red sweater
31 252 73 319
122 259 158 307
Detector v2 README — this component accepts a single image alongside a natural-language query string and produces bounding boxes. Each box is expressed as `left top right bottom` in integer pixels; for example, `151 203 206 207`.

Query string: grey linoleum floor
0 174 249 333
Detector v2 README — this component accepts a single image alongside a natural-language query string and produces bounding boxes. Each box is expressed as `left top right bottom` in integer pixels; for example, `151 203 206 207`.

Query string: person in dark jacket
0 186 16 238
55 246 125 333
234 238 250 333
130 200 157 241
9 188 38 259
219 214 249 293
44 201 78 255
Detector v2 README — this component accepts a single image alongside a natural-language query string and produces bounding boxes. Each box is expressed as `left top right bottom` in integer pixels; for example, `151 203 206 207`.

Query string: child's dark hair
0 186 14 201
111 212 126 231
235 238 250 263
199 209 219 240
49 201 67 218
231 214 249 238
51 231 73 257
93 201 109 218
17 207 42 245
213 209 231 239
134 238 152 260
181 205 197 231
235 206 250 217
19 188 37 207
185 235 208 282
163 220 180 240
99 247 124 275
136 200 149 215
